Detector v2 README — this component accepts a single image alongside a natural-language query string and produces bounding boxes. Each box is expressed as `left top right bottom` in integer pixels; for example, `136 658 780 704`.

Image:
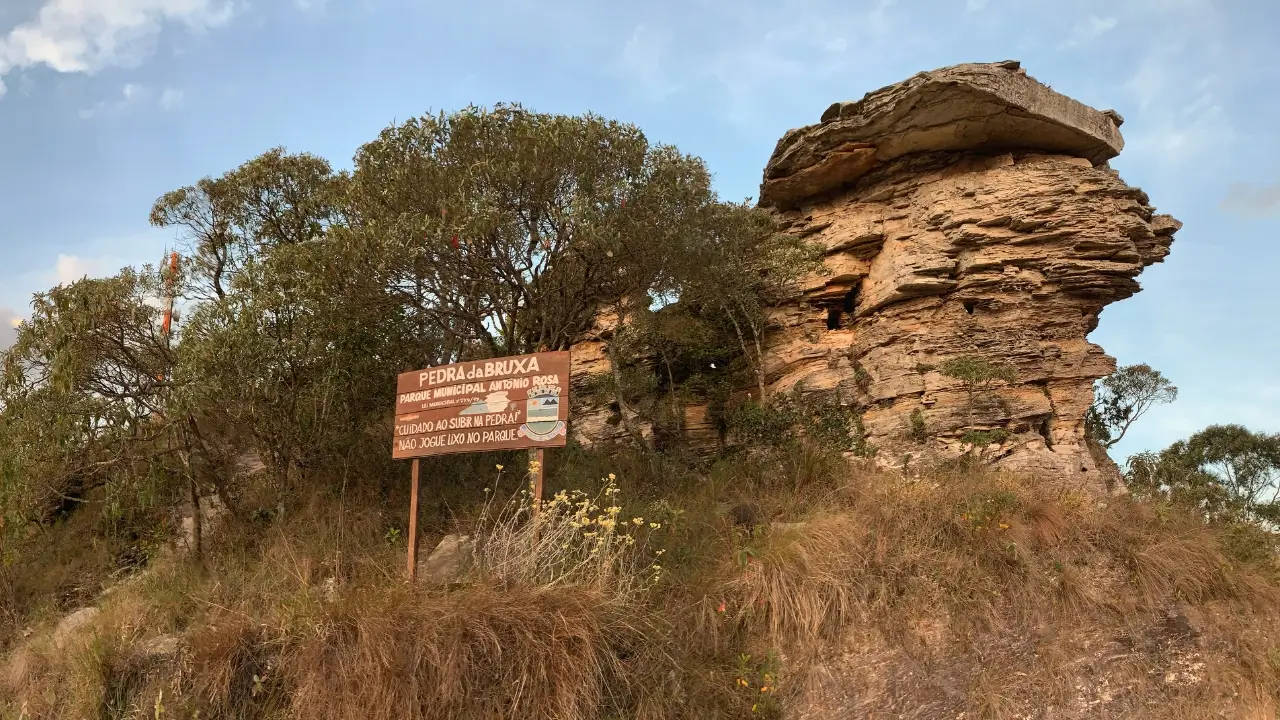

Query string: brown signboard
392 351 570 459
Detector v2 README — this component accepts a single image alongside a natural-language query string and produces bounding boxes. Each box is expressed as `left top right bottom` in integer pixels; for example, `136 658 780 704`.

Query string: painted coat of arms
518 388 567 442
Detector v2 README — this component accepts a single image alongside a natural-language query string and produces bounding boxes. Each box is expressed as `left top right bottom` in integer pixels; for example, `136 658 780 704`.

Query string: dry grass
2 451 1279 719
470 471 664 599
733 465 1280 718
283 583 645 720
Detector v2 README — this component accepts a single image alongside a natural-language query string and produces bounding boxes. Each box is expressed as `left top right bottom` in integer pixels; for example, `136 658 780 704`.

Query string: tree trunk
749 316 769 401
605 306 653 451
188 475 203 564
186 415 240 518
662 354 682 437
725 306 766 401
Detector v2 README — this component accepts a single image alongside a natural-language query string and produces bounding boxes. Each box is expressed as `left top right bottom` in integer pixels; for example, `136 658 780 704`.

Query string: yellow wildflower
649 522 661 529
495 464 504 471
999 523 1010 529
608 473 616 481
632 518 644 526
738 678 749 688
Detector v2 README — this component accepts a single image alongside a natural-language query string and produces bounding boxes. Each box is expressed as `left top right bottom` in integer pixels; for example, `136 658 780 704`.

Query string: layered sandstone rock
569 307 649 446
571 61 1178 482
760 61 1177 479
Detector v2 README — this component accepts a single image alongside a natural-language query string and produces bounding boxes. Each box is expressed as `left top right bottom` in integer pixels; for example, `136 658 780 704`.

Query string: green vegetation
909 408 928 442
0 104 1278 719
5 452 1275 719
0 104 818 560
1087 364 1179 449
1127 424 1280 527
938 356 1017 429
725 390 872 458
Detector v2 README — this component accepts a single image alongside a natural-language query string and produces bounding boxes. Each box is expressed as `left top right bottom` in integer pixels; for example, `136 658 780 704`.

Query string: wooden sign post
407 458 420 581
393 351 571 581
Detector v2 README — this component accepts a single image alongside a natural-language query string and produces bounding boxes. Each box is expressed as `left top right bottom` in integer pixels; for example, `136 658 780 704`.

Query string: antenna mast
162 251 179 340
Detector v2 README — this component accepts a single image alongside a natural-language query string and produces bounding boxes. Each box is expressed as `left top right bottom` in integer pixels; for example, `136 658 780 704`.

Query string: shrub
909 408 928 442
472 471 664 599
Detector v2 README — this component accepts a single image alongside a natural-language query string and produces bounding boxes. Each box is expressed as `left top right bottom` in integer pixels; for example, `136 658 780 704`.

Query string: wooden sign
392 351 570 460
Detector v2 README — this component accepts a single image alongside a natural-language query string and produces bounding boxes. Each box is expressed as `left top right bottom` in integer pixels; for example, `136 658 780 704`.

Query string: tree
676 201 822 400
1127 424 1280 525
1086 364 1177 449
348 104 660 364
937 357 1017 430
173 228 412 487
0 267 189 556
150 148 349 304
343 104 815 448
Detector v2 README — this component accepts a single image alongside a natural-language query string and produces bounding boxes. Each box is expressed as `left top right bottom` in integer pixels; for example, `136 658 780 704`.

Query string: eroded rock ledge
759 60 1126 210
571 61 1179 483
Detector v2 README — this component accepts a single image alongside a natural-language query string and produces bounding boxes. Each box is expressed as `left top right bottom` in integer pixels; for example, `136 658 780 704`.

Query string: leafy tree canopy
1087 364 1177 449
1127 424 1280 526
1 102 817 552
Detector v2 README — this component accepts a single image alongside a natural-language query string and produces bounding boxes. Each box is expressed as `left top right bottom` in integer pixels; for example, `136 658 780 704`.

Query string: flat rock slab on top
759 60 1126 209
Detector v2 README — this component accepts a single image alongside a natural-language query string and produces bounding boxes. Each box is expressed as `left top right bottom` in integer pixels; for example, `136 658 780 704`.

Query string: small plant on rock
909 408 928 442
940 357 1017 438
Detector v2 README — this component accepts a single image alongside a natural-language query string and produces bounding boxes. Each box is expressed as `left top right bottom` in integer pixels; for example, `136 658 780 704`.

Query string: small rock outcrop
52 607 99 650
418 533 475 586
570 61 1179 483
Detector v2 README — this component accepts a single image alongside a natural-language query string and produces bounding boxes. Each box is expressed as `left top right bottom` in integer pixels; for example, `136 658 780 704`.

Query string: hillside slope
3 448 1278 719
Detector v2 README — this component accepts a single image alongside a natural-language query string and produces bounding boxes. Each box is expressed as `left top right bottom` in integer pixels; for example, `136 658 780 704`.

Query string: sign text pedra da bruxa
392 351 570 459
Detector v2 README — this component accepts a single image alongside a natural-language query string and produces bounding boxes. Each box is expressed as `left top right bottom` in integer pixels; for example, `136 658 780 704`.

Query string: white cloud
1220 183 1280 218
1123 66 1227 163
0 307 20 352
617 25 683 102
294 0 327 11
0 0 235 96
159 86 183 109
1117 7 1233 167
965 0 990 12
611 0 897 119
79 82 184 118
44 254 123 285
1060 14 1117 49
866 0 897 36
80 81 152 118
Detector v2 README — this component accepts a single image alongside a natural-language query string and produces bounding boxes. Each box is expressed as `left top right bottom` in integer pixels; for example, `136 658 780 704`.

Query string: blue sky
1 0 1277 460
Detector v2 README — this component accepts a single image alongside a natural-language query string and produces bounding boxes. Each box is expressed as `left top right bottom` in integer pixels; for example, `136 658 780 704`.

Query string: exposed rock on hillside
571 61 1179 483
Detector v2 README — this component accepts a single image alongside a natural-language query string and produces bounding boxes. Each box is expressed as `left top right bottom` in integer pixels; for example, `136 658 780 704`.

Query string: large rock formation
571 61 1179 482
